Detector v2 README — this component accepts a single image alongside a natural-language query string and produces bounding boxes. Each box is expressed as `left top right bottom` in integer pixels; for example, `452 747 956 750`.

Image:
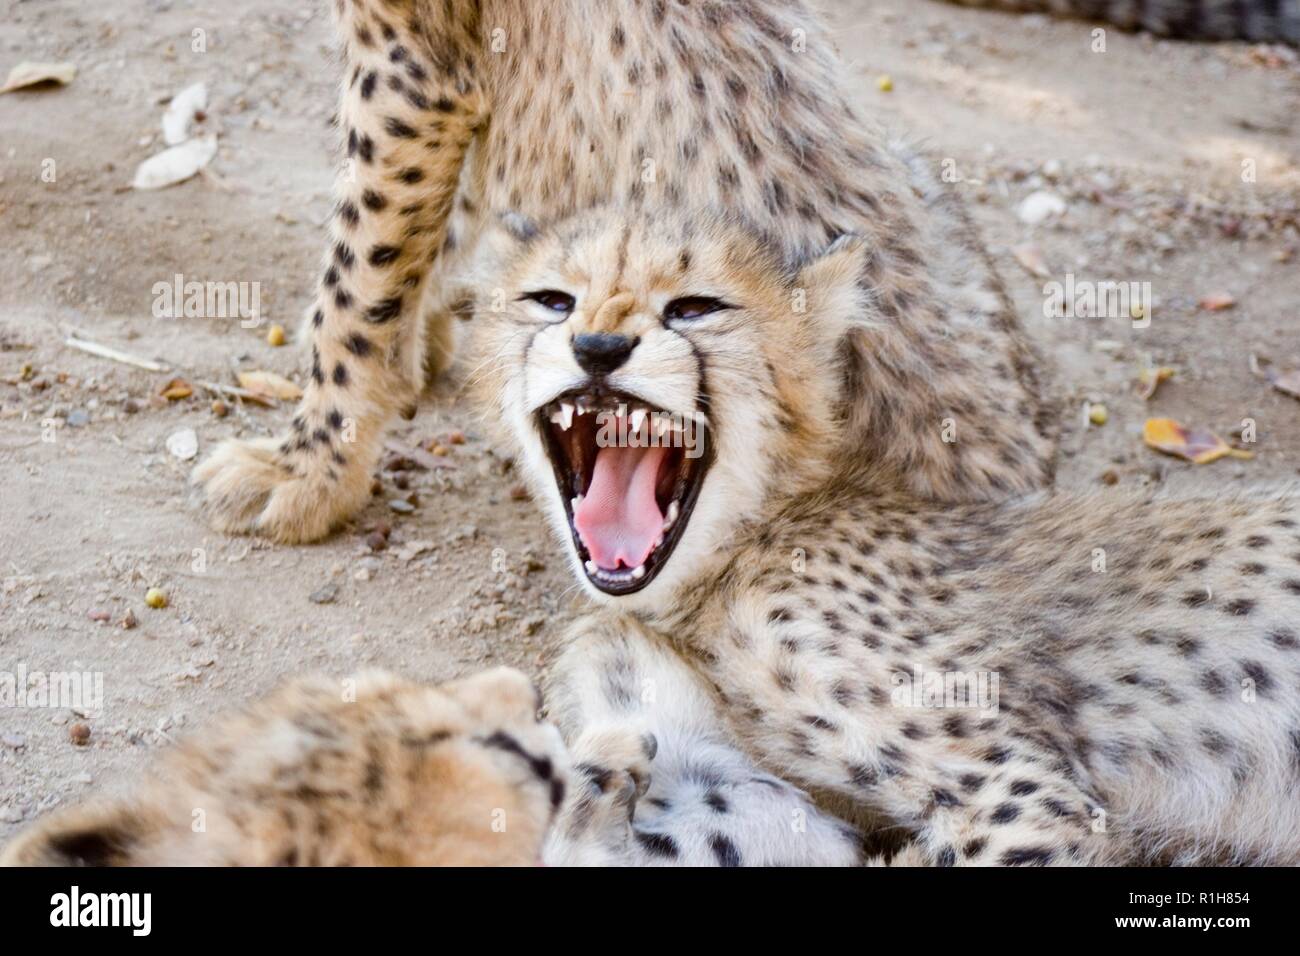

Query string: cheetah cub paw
191 436 369 544
543 726 657 866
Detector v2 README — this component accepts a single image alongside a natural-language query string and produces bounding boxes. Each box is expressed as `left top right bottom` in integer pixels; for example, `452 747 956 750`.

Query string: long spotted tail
942 0 1299 43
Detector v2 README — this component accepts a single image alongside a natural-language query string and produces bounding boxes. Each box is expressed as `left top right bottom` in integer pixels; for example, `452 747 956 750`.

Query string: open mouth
536 388 711 595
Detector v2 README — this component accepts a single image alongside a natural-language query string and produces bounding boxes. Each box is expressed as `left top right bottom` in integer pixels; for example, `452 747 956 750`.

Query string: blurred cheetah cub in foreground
476 207 1300 865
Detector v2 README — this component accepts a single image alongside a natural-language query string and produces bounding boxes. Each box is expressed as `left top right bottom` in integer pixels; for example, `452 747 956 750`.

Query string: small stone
370 478 384 496
87 608 111 623
309 583 339 605
388 498 415 514
145 587 168 609
120 608 138 630
122 398 143 415
211 399 229 418
1016 190 1067 225
166 427 199 461
876 74 893 92
1 733 26 750
0 806 23 824
69 723 91 746
1088 404 1109 427
509 484 529 501
1100 469 1120 486
66 409 90 427
446 429 466 445
266 324 287 347
365 531 389 552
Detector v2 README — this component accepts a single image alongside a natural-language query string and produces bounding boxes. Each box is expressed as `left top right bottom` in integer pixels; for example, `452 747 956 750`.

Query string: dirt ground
1 0 1297 839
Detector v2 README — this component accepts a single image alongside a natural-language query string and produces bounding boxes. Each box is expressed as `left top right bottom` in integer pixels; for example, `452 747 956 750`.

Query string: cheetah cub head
473 208 869 606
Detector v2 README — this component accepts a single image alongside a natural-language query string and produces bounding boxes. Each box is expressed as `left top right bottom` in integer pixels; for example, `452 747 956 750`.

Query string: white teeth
571 494 584 510
663 500 679 530
652 416 673 438
629 408 647 434
631 565 646 579
551 402 575 430
585 560 598 574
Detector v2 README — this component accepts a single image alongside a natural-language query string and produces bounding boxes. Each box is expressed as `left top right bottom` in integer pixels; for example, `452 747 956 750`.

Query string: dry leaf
162 81 208 145
1272 369 1300 400
237 370 302 402
131 134 218 190
158 377 193 401
1143 418 1253 465
0 61 76 94
1198 292 1236 312
1136 366 1175 401
1012 243 1052 279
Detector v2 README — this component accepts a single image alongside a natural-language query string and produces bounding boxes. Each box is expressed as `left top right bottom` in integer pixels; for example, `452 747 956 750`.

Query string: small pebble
366 531 389 552
122 398 143 415
509 484 530 501
120 608 138 630
211 399 229 418
166 427 199 461
308 583 339 605
1100 469 1120 486
876 74 893 92
145 587 168 609
388 499 415 514
69 723 91 746
1088 404 1109 426
87 608 111 623
267 324 287 347
446 429 466 445
1 733 25 750
66 409 90 427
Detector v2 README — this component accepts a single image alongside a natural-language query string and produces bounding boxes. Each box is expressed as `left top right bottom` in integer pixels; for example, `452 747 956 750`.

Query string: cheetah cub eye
520 290 576 314
663 297 731 321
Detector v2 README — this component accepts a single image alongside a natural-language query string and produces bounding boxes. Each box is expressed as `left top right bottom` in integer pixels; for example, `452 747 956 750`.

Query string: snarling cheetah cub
475 208 1300 866
192 0 1056 542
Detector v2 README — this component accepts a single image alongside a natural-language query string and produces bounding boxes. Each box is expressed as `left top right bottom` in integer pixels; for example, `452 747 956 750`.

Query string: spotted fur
1 669 568 866
193 0 1057 543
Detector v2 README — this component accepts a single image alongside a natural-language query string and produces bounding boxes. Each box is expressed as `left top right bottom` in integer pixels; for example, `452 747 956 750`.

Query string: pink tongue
574 443 668 571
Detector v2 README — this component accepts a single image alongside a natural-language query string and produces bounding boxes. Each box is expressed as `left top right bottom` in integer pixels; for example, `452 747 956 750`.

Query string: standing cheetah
472 208 1300 865
192 0 1057 542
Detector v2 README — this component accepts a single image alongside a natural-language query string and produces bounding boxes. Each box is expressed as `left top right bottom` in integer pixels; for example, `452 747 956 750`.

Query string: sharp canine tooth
630 408 647 434
560 402 575 429
585 560 598 574
571 494 584 510
663 500 680 529
631 565 646 579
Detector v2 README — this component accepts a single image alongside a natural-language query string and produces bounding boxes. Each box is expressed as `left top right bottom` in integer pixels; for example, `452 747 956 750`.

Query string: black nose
572 332 637 377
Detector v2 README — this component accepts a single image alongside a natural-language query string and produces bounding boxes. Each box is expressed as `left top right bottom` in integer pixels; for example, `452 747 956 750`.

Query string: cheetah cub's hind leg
543 618 863 867
192 0 484 543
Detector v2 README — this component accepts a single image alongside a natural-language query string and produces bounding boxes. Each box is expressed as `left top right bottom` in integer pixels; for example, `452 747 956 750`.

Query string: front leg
193 0 484 543
543 617 863 867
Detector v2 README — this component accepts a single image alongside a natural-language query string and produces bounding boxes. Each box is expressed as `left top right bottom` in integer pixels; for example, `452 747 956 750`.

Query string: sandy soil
1 0 1297 838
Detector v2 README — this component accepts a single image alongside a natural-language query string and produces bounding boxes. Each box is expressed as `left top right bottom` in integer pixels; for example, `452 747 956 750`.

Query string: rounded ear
794 234 875 336
1 798 152 867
